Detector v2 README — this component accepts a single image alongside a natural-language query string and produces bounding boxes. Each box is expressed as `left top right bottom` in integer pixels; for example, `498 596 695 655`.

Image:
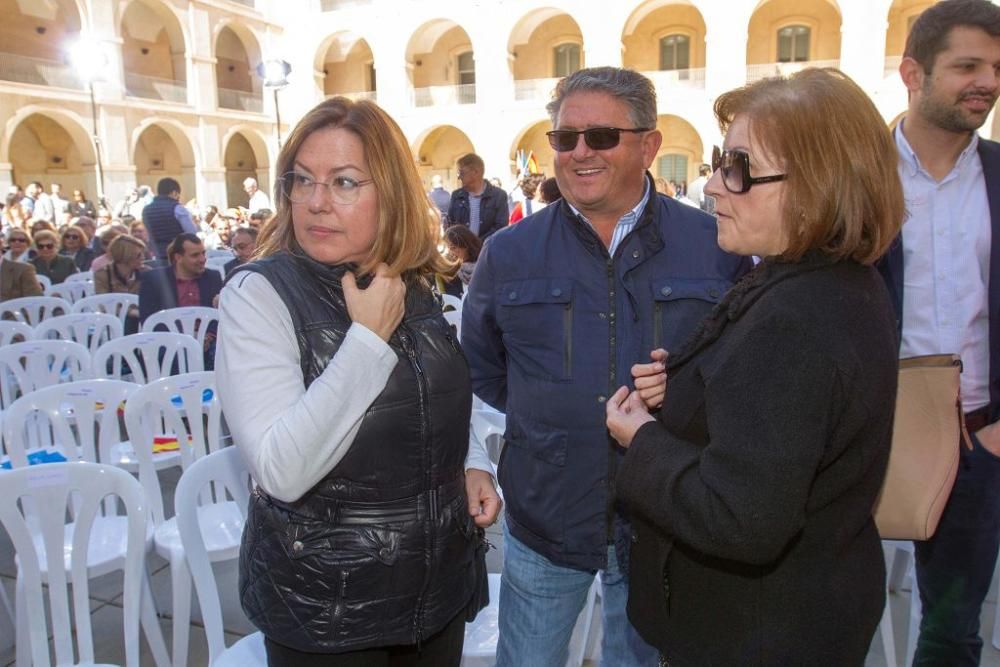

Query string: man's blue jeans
495 522 659 667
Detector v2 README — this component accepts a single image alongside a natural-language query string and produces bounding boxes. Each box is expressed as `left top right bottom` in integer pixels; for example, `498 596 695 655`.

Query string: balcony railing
884 55 902 77
0 51 82 89
745 59 840 83
642 68 707 90
412 84 476 107
321 0 372 9
124 72 187 103
218 86 262 112
514 77 560 102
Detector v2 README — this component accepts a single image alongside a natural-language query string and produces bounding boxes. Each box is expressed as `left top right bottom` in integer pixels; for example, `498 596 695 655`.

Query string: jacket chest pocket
651 278 727 350
497 278 574 383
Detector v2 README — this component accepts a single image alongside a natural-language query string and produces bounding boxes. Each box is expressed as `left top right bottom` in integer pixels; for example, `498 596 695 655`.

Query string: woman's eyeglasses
64 234 81 240
36 243 55 250
282 172 373 205
712 146 787 194
8 238 27 243
546 127 652 152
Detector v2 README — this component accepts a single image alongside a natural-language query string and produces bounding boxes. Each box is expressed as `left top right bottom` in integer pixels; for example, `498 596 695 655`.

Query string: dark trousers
914 430 1000 665
263 611 466 667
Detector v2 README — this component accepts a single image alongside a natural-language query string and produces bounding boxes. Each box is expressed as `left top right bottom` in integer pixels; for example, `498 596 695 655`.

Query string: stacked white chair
444 309 462 340
142 306 221 352
66 270 95 284
0 295 71 325
206 257 231 280
34 274 51 293
34 312 124 354
93 332 203 385
46 279 95 304
125 371 235 667
0 461 167 667
0 321 34 345
176 445 265 666
73 292 139 327
0 340 92 412
442 293 463 312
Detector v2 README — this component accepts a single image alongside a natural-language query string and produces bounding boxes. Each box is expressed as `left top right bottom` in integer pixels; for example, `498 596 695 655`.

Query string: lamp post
69 39 108 204
257 59 291 149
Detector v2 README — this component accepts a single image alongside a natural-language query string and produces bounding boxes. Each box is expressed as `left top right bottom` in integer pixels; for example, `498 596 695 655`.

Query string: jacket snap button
379 547 392 560
291 540 303 553
631 531 639 543
661 286 673 297
508 291 517 300
708 288 720 298
551 288 562 297
597 395 607 403
632 250 640 259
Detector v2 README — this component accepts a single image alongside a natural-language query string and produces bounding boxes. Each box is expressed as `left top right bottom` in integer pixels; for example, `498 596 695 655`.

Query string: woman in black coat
606 68 905 665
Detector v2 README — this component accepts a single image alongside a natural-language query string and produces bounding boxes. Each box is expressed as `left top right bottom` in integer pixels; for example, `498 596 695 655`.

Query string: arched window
457 51 475 85
657 154 688 184
777 25 810 63
553 43 581 77
659 34 691 71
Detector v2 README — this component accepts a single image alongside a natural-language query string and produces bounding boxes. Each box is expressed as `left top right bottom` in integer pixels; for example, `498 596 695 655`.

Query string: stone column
839 0 893 92
702 1 752 99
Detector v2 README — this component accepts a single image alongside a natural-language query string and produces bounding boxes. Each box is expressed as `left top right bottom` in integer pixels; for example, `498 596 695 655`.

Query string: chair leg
142 567 171 667
905 572 922 667
888 546 912 593
15 574 28 667
878 595 896 667
169 555 193 667
0 582 14 654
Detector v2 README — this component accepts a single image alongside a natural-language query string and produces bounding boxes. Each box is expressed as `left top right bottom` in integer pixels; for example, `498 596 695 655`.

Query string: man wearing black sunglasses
461 66 751 667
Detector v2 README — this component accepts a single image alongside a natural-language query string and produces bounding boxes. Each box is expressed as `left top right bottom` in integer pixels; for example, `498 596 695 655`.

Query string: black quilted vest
236 251 482 653
141 195 185 260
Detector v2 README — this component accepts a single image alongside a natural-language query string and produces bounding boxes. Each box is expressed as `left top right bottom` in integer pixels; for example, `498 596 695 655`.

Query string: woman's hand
466 468 502 528
606 385 655 449
343 263 405 341
631 348 668 409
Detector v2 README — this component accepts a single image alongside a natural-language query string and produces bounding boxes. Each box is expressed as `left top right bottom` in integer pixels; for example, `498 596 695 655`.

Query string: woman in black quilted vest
216 96 500 666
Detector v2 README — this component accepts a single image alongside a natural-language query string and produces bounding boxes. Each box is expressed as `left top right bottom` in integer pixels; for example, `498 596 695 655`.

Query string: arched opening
406 20 476 106
509 9 584 101
746 0 842 81
414 125 475 190
621 1 707 87
654 114 704 188
223 131 269 208
215 24 262 112
133 123 196 202
0 0 83 88
884 0 933 76
318 32 376 101
510 120 555 185
8 112 97 220
121 0 187 102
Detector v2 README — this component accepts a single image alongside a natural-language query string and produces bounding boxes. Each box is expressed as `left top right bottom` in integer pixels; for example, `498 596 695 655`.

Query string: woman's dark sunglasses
712 146 787 194
546 127 652 152
36 243 55 250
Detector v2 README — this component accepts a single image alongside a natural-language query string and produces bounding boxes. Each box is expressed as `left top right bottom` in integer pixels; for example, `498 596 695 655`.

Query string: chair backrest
34 312 124 353
206 257 230 278
46 280 95 304
124 371 222 523
175 446 252 663
71 293 138 325
2 379 139 469
142 306 220 351
0 340 92 411
0 320 34 346
444 309 462 341
441 294 463 312
0 462 146 667
0 296 71 325
35 274 52 292
65 271 94 284
93 332 203 384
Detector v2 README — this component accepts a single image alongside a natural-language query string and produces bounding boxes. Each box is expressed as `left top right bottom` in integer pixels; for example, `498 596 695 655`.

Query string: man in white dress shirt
243 177 271 214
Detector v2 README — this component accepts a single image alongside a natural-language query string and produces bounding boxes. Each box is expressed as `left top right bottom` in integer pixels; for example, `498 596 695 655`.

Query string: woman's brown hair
256 96 454 277
713 68 905 265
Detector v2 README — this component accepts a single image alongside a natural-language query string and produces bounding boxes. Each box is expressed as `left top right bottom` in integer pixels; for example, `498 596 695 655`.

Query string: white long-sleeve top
216 270 492 503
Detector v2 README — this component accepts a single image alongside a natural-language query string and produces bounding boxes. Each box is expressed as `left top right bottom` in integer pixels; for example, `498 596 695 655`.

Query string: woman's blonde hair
714 68 904 265
256 97 454 277
109 234 146 265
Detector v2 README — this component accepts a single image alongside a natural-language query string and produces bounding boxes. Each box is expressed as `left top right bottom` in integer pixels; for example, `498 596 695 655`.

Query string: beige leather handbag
874 354 971 541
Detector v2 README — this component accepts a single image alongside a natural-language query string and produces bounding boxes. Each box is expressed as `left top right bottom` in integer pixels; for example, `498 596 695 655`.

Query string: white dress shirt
216 270 492 503
567 178 651 257
895 123 992 411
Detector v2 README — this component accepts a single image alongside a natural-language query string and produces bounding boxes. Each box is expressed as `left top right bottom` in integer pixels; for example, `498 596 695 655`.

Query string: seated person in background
1 250 43 301
537 176 561 205
2 193 28 232
30 219 56 238
89 226 125 273
224 226 258 276
95 234 147 334
4 229 34 263
30 230 77 284
444 224 481 290
139 232 223 367
128 220 155 260
60 223 96 271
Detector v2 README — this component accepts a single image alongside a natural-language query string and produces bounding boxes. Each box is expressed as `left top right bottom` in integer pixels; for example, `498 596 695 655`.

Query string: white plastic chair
176 446 265 666
442 293 463 312
93 332 203 385
46 279 95 304
72 292 139 326
66 270 94 284
206 257 231 279
883 539 922 666
0 295 71 325
34 312 124 353
1 461 168 667
0 320 34 345
0 340 92 411
444 309 462 341
142 306 221 352
34 274 51 293
471 408 506 470
125 371 228 667
206 249 234 260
